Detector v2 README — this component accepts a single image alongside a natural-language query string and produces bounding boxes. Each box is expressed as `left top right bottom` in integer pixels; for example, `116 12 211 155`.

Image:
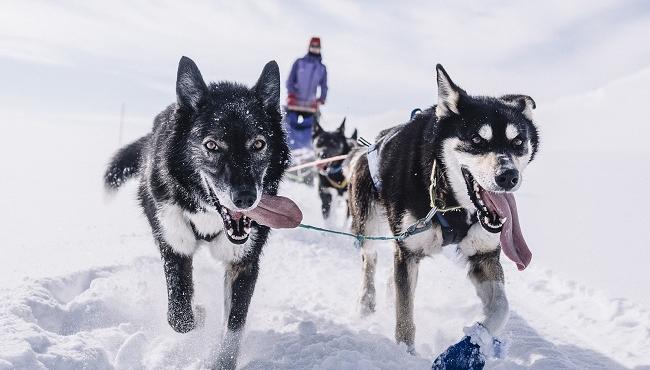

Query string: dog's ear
500 94 536 121
337 117 346 134
435 64 466 118
350 128 358 140
176 56 208 112
254 61 281 114
312 120 324 138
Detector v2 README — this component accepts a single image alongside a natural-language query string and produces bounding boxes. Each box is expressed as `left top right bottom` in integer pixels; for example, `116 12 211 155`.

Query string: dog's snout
232 189 257 209
495 169 519 190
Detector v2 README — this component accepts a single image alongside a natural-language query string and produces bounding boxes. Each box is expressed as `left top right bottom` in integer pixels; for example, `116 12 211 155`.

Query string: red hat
309 37 321 48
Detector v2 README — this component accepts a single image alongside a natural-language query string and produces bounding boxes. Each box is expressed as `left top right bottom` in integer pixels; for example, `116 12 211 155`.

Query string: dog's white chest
186 210 223 237
185 210 254 263
401 212 444 255
157 205 253 262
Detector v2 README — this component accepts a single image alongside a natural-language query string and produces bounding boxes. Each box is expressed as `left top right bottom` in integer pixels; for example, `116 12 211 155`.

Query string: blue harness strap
366 143 382 191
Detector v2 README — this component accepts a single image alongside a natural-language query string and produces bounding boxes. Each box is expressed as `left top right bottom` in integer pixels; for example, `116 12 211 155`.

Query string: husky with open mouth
347 64 539 365
104 56 302 369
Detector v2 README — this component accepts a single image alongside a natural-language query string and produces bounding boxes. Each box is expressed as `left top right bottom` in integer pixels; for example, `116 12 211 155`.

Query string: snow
1 112 649 368
1 1 650 368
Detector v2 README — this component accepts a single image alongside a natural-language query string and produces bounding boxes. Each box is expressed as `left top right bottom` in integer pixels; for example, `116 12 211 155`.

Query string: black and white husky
104 56 302 369
312 118 356 219
348 65 539 363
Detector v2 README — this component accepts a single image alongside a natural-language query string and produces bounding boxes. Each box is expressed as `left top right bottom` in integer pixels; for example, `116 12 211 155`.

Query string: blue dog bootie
432 323 505 370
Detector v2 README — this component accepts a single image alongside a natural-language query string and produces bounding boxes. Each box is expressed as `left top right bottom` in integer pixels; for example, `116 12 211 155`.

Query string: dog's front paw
432 336 484 370
432 323 505 370
167 303 196 333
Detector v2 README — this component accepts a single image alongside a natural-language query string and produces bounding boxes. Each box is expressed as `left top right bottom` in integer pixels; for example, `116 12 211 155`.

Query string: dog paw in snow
167 302 197 333
432 336 484 370
432 323 506 370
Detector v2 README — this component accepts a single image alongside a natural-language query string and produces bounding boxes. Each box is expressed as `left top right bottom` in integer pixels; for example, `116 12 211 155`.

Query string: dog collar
322 163 348 189
189 220 222 242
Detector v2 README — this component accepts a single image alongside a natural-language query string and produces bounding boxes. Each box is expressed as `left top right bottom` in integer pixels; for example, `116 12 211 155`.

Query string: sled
285 147 316 185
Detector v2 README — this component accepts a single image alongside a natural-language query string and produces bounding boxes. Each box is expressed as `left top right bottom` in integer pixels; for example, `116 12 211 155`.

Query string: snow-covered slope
1 180 649 369
1 116 649 369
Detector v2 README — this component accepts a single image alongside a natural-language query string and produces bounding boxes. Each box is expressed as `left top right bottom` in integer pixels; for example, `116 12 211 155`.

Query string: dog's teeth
244 226 251 234
227 229 233 236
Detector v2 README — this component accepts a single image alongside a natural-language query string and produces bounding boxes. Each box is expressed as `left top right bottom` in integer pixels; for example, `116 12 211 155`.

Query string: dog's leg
457 223 509 336
215 259 259 370
394 244 420 354
467 249 508 336
159 243 196 333
318 185 333 219
358 241 377 315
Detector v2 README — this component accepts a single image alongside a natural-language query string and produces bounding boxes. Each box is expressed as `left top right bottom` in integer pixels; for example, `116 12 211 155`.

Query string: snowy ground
2 2 650 363
1 110 649 369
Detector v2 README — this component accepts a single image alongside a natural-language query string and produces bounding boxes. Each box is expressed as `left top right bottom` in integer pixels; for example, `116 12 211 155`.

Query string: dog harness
189 220 221 242
362 110 464 245
320 163 349 190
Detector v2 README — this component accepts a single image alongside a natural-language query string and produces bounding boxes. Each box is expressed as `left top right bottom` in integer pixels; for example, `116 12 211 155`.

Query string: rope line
286 154 348 172
297 206 439 246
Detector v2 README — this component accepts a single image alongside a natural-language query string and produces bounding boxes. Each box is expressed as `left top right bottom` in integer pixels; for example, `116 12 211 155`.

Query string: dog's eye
204 140 219 151
471 135 483 144
512 137 524 147
252 139 266 151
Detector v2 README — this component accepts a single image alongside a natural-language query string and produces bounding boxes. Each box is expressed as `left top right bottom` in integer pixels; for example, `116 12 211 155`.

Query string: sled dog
348 64 539 356
104 56 301 369
312 118 357 219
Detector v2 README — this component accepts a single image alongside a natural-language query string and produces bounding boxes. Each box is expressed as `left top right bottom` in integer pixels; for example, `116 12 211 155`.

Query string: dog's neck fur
412 110 472 216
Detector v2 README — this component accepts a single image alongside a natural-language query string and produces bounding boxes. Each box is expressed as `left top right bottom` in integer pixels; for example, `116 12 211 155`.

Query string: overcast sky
1 0 649 126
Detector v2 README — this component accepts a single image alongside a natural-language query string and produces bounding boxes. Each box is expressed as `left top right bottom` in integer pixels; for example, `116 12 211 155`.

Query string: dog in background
312 118 357 219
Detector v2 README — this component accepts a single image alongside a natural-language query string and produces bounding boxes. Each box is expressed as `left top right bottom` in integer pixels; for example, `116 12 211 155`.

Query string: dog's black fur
312 118 356 219
104 56 288 369
348 64 539 352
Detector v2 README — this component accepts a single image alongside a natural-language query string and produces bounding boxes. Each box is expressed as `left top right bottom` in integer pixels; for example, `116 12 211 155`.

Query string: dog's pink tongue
482 192 532 271
242 194 303 229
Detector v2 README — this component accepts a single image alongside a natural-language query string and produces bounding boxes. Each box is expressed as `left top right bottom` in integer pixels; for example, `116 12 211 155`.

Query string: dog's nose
495 169 519 190
232 190 257 209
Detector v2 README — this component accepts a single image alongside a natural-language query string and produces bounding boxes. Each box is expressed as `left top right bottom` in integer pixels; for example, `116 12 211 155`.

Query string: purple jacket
286 53 328 104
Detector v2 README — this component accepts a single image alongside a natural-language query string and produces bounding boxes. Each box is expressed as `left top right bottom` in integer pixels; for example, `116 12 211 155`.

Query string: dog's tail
347 150 377 235
104 135 149 191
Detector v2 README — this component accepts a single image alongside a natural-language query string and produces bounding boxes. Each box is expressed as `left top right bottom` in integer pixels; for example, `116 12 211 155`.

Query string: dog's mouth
461 168 506 233
217 203 253 245
202 178 303 245
460 167 532 270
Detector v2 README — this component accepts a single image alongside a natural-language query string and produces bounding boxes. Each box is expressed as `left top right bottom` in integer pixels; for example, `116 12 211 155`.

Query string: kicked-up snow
1 167 649 369
1 67 650 368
